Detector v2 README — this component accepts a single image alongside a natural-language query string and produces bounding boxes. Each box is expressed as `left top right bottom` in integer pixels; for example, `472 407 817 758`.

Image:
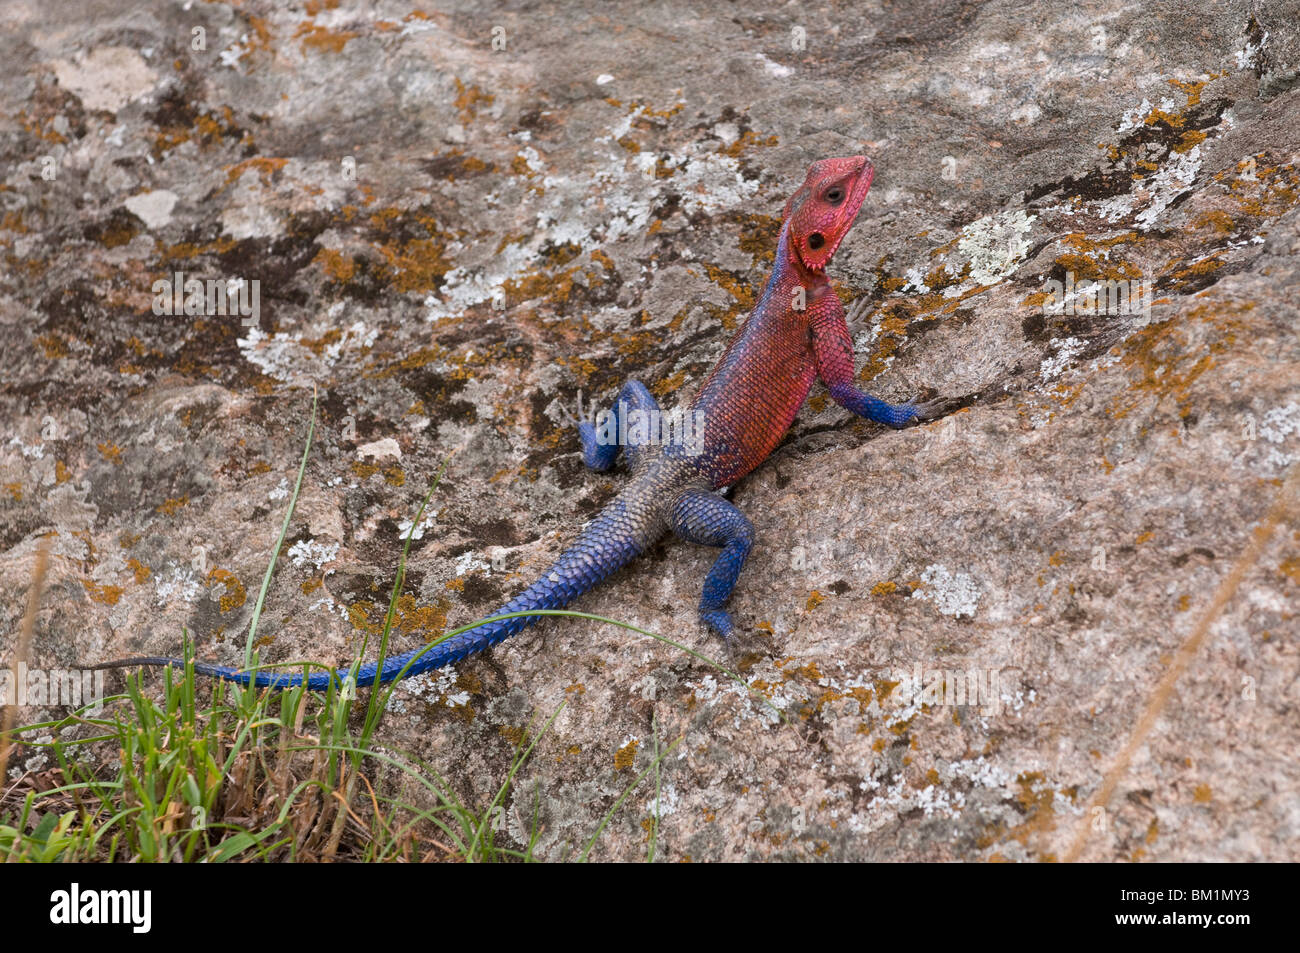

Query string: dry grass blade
1064 462 1300 862
0 536 51 789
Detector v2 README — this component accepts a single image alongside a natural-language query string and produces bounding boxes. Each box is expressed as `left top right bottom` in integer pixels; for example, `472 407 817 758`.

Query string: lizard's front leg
669 487 754 641
812 299 919 428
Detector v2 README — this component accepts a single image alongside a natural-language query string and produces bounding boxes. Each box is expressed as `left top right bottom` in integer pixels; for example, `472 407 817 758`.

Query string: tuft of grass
0 652 574 862
0 392 785 862
0 536 48 786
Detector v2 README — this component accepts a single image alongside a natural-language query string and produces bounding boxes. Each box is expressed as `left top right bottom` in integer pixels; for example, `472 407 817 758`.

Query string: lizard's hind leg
579 379 660 472
669 487 754 641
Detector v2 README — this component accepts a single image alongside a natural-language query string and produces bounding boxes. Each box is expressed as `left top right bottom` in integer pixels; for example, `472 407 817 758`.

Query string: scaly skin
96 156 922 689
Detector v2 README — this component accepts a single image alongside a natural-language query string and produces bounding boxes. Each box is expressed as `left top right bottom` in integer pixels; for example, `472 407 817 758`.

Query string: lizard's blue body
97 156 923 690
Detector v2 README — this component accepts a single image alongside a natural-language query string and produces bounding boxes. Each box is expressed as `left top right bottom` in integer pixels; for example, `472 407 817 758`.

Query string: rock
123 189 178 230
48 47 158 113
356 437 401 461
1 1 1297 862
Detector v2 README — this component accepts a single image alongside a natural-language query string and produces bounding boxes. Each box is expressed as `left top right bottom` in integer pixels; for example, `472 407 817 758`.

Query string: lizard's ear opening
782 185 809 221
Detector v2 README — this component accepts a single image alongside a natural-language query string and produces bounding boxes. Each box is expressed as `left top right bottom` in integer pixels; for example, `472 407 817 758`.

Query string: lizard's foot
905 395 951 425
833 386 923 429
578 419 615 471
699 609 735 641
577 380 661 472
884 391 950 427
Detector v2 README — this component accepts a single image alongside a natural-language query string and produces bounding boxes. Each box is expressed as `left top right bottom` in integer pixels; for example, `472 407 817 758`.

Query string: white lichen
911 563 980 618
1040 336 1085 380
287 538 339 570
957 209 1036 285
153 566 202 607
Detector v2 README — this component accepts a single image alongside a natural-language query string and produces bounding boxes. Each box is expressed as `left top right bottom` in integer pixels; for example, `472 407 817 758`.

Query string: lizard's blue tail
94 492 660 691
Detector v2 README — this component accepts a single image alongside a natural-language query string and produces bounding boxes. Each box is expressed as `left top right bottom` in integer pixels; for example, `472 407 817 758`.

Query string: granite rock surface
1 0 1298 860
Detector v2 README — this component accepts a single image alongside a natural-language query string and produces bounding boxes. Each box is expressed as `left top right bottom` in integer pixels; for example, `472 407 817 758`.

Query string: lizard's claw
889 393 947 427
577 388 595 426
701 611 746 663
699 609 736 642
556 388 598 431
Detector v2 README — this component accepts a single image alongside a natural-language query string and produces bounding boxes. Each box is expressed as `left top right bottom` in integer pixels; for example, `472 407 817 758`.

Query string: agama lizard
98 156 925 689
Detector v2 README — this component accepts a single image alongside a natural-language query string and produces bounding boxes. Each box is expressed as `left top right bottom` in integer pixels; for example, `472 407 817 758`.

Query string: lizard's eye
825 187 844 204
807 233 825 250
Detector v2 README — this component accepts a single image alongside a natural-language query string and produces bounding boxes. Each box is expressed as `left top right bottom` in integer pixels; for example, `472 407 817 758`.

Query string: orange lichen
17 109 67 144
346 593 450 640
97 442 124 465
503 262 585 310
364 211 459 294
1173 129 1207 154
453 78 494 124
498 725 525 746
1192 209 1234 234
1109 300 1252 419
1051 232 1143 282
614 740 639 770
720 130 779 158
244 15 273 52
294 23 357 54
82 580 124 606
703 262 758 312
161 236 238 261
649 369 688 399
208 568 247 613
36 334 69 359
313 247 356 282
153 105 246 157
737 214 781 266
156 495 189 516
126 558 151 584
1224 158 1299 218
223 156 288 186
991 772 1060 852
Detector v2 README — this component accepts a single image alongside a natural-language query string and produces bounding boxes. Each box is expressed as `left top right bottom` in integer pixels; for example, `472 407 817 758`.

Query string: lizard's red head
782 155 874 273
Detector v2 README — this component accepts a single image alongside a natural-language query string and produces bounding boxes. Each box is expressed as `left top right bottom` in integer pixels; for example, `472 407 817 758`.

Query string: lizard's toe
699 609 735 641
897 395 946 426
